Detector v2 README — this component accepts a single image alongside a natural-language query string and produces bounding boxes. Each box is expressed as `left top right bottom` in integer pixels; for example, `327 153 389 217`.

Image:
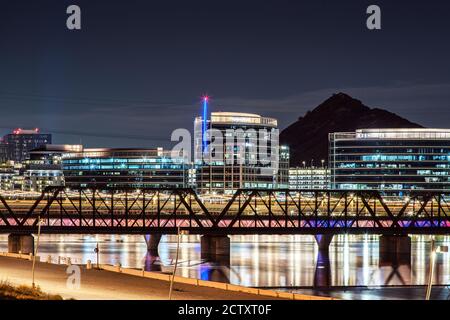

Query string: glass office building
62 148 192 189
194 112 287 194
1 128 52 163
329 128 450 194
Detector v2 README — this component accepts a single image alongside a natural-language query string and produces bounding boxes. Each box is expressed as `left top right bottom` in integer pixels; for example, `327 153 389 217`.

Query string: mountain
280 92 423 167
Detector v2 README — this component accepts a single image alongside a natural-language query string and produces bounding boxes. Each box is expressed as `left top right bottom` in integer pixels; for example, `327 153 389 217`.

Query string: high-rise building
194 111 287 194
62 148 192 189
1 128 52 163
329 128 450 194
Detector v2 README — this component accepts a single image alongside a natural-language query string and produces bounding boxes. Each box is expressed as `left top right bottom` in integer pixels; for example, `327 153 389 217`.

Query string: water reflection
314 249 331 288
0 234 449 289
143 252 162 272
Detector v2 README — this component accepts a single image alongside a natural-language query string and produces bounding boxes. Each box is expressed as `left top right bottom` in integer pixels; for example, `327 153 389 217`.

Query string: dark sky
0 0 449 148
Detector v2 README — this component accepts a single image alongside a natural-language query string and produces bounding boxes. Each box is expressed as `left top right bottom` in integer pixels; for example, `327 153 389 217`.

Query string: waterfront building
194 111 288 194
0 162 21 190
62 148 191 189
1 128 52 163
22 144 83 192
0 144 8 164
329 128 450 194
289 166 330 190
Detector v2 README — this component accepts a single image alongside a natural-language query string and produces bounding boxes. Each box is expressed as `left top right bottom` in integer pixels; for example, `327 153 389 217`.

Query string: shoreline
0 254 333 300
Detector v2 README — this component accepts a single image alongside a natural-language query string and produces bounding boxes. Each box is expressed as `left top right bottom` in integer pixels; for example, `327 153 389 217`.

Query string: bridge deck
0 188 449 235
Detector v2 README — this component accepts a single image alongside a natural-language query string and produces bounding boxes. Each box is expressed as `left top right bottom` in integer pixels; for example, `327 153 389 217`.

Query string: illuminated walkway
0 256 273 300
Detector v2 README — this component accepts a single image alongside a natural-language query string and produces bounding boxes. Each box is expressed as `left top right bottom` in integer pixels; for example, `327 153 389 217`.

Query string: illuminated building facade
22 144 83 191
329 128 450 194
1 128 52 163
62 148 192 189
194 111 288 194
289 167 330 190
0 163 21 190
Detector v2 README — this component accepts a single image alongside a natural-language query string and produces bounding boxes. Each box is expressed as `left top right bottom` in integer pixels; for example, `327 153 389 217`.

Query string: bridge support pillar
8 234 34 255
144 234 162 255
379 235 411 264
314 234 334 252
314 249 331 288
201 235 230 264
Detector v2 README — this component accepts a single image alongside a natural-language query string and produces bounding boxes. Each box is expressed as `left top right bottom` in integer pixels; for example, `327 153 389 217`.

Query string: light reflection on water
0 234 449 288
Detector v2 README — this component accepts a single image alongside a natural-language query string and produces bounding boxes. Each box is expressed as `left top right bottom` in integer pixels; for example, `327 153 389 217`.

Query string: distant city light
202 95 209 152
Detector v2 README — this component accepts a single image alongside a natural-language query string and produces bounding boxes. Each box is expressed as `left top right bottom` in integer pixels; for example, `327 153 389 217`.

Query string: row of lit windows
63 164 186 170
64 157 184 165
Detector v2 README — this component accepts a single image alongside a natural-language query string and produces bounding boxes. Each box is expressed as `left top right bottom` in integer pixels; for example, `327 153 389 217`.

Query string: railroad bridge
2 187 449 263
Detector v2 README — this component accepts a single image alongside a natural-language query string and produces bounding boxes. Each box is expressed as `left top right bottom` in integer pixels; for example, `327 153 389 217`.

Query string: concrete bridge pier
314 249 331 288
314 234 334 252
143 252 162 272
201 235 230 265
8 234 34 254
144 234 162 255
379 235 411 264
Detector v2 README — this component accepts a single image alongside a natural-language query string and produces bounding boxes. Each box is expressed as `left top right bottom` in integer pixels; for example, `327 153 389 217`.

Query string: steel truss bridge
0 187 449 235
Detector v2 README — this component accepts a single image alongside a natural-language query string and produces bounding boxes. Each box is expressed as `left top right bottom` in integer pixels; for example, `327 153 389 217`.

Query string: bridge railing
0 187 448 233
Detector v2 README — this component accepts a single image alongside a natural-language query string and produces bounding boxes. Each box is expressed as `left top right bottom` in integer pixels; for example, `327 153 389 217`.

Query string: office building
194 111 287 194
329 128 450 194
0 162 22 191
62 148 191 189
22 144 83 192
289 167 330 190
1 128 52 163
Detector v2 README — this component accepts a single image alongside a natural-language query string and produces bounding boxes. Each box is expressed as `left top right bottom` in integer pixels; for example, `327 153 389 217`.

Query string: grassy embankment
0 281 63 300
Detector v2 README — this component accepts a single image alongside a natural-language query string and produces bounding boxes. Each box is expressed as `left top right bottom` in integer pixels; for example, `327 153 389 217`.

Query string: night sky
0 0 449 148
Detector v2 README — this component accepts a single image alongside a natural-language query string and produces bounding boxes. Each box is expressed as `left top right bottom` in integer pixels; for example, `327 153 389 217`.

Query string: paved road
0 256 274 300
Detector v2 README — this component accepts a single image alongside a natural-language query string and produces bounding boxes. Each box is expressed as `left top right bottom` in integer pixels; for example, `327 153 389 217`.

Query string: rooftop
333 128 450 140
208 112 278 127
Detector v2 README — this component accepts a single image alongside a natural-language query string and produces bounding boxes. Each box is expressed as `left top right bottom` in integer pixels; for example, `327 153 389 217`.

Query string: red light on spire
203 96 209 102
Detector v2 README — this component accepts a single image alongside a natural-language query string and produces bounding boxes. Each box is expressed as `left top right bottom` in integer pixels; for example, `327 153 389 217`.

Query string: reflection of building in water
144 252 162 272
0 234 446 291
314 250 331 288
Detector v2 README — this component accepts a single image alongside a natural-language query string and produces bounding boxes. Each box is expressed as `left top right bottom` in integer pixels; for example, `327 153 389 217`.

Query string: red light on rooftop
34 128 39 132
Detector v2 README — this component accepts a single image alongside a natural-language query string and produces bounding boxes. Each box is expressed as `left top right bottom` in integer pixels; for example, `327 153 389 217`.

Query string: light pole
31 217 44 289
425 236 448 300
94 242 100 269
169 227 189 300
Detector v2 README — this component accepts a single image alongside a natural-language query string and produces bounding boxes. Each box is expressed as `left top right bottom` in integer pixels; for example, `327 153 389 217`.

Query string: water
1 234 449 298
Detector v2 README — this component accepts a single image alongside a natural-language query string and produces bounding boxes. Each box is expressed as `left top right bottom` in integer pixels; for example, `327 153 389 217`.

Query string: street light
31 217 45 289
425 236 448 300
94 242 100 269
169 227 189 300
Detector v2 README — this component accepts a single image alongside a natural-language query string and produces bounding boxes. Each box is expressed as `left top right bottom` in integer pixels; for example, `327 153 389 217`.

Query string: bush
0 281 64 300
